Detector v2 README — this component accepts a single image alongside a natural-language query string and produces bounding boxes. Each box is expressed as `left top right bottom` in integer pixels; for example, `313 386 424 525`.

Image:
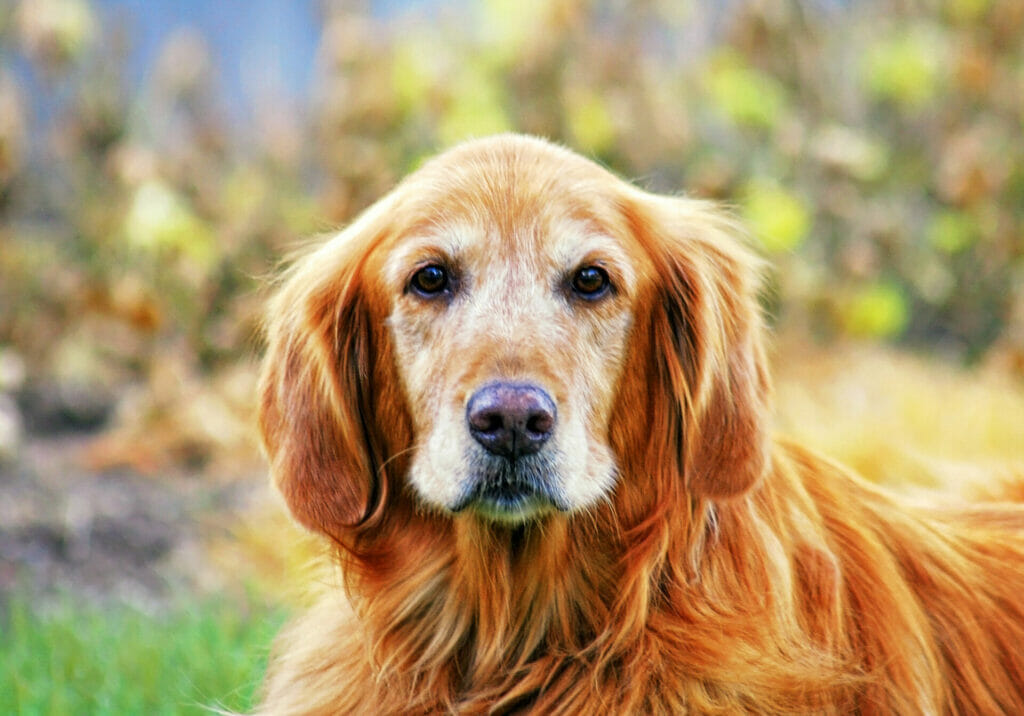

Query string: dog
256 134 1024 714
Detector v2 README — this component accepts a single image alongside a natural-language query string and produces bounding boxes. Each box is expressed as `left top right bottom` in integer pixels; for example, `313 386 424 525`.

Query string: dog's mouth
451 455 569 523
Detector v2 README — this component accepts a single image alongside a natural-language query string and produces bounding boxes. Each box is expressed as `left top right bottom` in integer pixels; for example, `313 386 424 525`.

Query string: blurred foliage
1 0 1023 466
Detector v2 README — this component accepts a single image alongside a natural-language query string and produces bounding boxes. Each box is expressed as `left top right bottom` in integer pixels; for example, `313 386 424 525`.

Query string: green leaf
927 210 978 254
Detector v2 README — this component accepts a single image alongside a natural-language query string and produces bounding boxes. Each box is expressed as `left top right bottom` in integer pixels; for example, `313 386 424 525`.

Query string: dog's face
381 181 644 522
260 135 770 537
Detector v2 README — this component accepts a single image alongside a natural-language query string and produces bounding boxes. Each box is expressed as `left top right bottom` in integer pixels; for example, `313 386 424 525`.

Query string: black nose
466 382 556 460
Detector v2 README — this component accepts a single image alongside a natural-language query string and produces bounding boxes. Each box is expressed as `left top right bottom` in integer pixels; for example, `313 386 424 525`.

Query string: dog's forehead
376 141 631 274
406 139 620 226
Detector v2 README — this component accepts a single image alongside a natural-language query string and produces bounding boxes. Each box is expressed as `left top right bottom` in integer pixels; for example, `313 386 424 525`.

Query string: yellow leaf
16 0 97 62
741 182 811 253
946 0 991 23
842 283 909 338
391 36 446 113
863 28 944 110
478 0 549 68
566 91 616 155
124 180 215 268
222 168 269 218
438 66 511 146
706 52 787 129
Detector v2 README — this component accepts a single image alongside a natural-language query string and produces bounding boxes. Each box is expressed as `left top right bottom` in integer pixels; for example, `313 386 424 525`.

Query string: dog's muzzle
455 382 567 521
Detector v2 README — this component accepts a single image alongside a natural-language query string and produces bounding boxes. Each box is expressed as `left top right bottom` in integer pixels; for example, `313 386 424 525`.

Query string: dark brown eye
410 265 449 296
571 266 610 299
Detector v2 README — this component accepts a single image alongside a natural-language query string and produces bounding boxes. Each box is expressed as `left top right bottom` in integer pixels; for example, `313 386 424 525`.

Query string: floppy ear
258 198 408 538
626 194 772 499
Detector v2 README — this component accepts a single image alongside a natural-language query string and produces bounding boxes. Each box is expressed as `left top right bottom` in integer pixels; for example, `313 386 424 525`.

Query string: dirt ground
0 426 265 611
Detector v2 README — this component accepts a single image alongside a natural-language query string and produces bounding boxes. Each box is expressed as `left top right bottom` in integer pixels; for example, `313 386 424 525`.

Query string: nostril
471 410 504 434
526 412 553 436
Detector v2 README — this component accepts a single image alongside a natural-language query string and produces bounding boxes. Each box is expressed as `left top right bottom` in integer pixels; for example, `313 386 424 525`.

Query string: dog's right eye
409 265 450 297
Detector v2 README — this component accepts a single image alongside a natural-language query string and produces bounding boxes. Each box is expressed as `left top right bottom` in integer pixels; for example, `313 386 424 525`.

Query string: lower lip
454 480 568 521
469 493 557 523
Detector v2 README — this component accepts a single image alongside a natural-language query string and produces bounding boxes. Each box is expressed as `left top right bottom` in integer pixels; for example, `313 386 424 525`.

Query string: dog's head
259 135 770 536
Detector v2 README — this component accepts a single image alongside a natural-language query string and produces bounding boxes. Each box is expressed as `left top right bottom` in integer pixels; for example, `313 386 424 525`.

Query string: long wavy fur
256 135 1024 714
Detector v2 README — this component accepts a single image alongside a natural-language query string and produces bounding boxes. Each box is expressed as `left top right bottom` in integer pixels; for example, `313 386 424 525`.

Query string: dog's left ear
626 193 772 499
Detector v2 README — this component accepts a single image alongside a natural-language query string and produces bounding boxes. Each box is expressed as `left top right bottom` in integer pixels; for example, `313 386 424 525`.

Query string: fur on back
256 135 1024 714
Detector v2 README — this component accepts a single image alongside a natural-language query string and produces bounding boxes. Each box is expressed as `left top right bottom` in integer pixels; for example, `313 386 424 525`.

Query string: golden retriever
256 134 1024 714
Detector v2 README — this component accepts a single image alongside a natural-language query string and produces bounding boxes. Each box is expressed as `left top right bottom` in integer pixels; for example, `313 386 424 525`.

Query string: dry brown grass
773 335 1024 499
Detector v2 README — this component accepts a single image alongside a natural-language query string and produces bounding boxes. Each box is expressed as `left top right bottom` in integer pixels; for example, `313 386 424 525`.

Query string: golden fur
257 135 1024 714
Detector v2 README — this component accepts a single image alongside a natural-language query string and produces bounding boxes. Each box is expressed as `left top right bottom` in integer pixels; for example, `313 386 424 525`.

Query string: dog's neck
332 465 870 712
339 494 723 710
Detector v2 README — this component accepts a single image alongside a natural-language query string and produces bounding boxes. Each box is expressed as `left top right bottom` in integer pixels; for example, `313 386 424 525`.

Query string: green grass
1 594 287 715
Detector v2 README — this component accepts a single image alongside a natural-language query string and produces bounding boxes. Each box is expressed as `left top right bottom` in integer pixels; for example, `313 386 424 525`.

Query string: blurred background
1 0 1023 711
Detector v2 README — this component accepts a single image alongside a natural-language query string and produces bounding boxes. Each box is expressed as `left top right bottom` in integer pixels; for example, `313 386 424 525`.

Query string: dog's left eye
571 266 611 299
410 265 450 296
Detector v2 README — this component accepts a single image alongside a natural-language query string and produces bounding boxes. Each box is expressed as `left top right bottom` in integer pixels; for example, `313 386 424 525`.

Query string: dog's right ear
258 197 406 539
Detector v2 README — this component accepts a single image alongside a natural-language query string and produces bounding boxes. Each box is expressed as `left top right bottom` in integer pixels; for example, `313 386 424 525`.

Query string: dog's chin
454 484 567 524
449 453 570 524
